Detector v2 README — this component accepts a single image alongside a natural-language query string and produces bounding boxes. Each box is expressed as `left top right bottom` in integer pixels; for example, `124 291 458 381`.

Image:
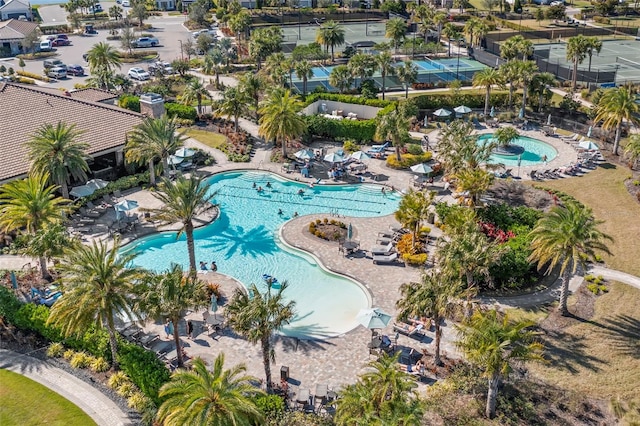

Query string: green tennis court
282 21 390 50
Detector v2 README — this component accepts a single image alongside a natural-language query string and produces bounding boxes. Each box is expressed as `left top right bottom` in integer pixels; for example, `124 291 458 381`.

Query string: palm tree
156 356 264 425
86 42 122 90
126 115 187 185
212 86 251 133
498 60 521 109
455 309 544 419
397 271 462 366
442 23 460 57
26 122 89 200
395 189 434 247
138 264 208 368
516 60 539 114
376 105 412 162
473 67 504 116
347 52 375 88
386 18 407 53
146 175 215 276
258 88 306 157
203 47 224 88
226 282 295 390
593 86 640 155
376 50 395 101
433 12 448 43
464 17 480 47
20 223 76 281
181 79 209 116
453 168 495 207
438 121 497 176
566 34 588 90
494 126 519 148
529 201 613 316
0 173 69 279
396 61 418 99
500 34 533 61
584 36 603 72
264 52 288 88
47 238 144 368
238 72 264 120
329 65 353 94
294 60 313 96
315 21 345 62
623 134 640 169
529 72 556 112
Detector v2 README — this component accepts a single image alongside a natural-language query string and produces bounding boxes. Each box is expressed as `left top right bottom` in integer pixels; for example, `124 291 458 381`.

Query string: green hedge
118 95 141 113
77 172 150 208
304 114 377 142
303 93 393 108
117 344 170 405
165 102 197 121
412 93 511 110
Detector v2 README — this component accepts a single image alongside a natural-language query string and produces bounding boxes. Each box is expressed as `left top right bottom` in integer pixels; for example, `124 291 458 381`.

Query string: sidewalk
0 349 134 426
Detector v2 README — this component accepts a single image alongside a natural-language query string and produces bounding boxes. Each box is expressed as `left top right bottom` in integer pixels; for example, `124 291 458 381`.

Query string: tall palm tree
473 67 504 116
593 86 640 155
386 18 407 53
264 52 288 88
146 175 216 277
26 122 89 200
212 86 251 133
258 88 306 157
395 189 434 247
442 23 460 57
376 50 395 101
498 60 521 109
238 72 264 120
376 105 412 162
329 65 354 94
438 121 497 176
494 126 519 148
156 356 264 425
623 134 640 169
315 21 345 62
455 309 544 419
500 34 533 61
453 168 495 207
516 60 539 114
396 61 418 99
203 47 224 88
348 53 376 88
86 42 122 90
181 79 210 116
529 201 613 316
126 115 187 185
464 17 480 47
226 282 295 390
584 36 603 72
397 271 462 366
566 34 588 90
433 12 449 43
47 238 144 368
0 173 69 278
529 72 556 112
138 264 208 368
294 60 313 96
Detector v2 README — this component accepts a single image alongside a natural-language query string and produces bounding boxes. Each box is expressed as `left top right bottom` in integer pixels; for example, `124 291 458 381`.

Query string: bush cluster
117 344 170 405
16 70 50 82
304 114 376 143
165 102 197 122
76 172 150 209
118 94 141 112
386 152 433 169
308 218 347 241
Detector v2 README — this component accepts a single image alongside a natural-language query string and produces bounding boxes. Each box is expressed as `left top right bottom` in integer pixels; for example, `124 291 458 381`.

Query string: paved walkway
0 349 134 426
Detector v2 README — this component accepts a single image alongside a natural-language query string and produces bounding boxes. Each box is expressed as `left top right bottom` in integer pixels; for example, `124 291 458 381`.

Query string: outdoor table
296 389 310 408
206 315 223 327
315 384 328 400
342 241 359 254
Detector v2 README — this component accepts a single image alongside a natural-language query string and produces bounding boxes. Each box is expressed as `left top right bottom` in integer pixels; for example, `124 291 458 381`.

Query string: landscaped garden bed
308 219 347 241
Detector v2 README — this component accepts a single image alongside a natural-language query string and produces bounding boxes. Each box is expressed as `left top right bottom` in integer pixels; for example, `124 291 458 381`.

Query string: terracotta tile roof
0 82 143 183
0 19 37 40
68 88 119 103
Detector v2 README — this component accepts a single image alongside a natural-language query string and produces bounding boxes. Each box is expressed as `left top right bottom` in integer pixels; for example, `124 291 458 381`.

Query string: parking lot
2 11 195 90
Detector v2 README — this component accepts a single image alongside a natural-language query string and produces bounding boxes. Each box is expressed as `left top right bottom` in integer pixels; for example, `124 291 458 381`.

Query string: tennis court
534 39 640 84
282 22 389 51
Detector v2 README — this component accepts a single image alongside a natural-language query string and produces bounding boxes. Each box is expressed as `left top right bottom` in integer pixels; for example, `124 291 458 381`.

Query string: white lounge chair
371 242 394 256
373 252 399 264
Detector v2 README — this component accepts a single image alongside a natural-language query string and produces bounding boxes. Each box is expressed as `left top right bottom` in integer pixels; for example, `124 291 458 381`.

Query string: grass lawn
0 370 96 426
530 165 640 277
527 281 640 401
185 129 228 150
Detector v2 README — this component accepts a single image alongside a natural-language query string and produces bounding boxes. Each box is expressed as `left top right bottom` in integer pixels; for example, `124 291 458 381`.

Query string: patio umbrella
578 140 599 150
454 105 472 114
410 163 433 175
69 185 94 198
356 307 392 331
547 114 552 126
347 223 353 241
324 152 345 163
86 179 108 191
175 147 195 158
210 293 218 314
349 151 370 162
294 149 315 160
433 108 452 117
490 106 495 117
114 199 139 221
587 126 593 138
519 108 525 119
168 155 183 165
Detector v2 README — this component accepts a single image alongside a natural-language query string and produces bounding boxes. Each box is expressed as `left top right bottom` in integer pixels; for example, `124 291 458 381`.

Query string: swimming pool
121 171 401 339
477 134 558 166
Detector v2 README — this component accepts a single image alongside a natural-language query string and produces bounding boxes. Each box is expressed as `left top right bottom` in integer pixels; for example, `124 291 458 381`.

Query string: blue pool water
477 134 558 166
122 171 401 338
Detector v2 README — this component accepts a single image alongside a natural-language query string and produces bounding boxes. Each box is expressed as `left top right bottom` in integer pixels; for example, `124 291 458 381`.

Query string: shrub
117 381 136 398
584 274 595 282
385 152 433 169
117 343 170 404
70 352 93 369
413 92 510 110
63 349 76 360
587 282 608 295
403 253 428 266
406 143 423 155
396 233 417 256
46 342 65 358
90 357 110 373
303 93 392 108
108 371 130 389
342 139 360 153
0 286 21 323
304 114 377 142
16 70 50 82
254 394 285 419
118 94 141 112
13 303 63 342
127 392 151 410
165 102 197 122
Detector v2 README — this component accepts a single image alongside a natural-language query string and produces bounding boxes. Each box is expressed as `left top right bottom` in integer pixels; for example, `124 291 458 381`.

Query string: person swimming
278 209 283 215
298 189 305 195
266 182 272 188
257 186 263 192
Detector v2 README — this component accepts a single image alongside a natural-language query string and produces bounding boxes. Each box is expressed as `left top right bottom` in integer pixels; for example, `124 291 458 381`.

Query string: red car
66 64 85 76
52 38 71 47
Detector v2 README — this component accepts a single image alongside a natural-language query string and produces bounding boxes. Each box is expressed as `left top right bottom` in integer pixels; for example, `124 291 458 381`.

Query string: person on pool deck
252 182 256 188
211 261 217 272
199 261 207 271
266 182 272 188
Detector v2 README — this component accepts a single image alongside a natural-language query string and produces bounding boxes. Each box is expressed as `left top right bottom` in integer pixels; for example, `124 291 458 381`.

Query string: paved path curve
0 349 134 426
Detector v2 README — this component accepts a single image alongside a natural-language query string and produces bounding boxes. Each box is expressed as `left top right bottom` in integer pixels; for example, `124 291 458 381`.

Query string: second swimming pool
121 171 401 339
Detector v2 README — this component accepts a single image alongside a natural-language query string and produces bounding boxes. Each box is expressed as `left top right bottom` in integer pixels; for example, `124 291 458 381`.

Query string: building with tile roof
0 82 144 184
0 18 36 55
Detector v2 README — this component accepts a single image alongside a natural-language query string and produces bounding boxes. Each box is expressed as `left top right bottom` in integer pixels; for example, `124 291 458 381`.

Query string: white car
122 0 130 6
128 67 150 81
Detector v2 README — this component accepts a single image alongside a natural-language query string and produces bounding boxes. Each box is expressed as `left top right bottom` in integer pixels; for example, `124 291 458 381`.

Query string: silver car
128 67 150 81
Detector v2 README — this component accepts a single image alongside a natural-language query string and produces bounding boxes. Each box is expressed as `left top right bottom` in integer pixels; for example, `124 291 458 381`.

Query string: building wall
302 100 381 120
0 1 32 20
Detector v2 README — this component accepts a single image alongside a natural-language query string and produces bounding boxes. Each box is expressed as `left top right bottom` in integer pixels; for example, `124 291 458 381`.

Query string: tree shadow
595 314 640 359
539 319 606 374
201 213 277 259
597 162 616 170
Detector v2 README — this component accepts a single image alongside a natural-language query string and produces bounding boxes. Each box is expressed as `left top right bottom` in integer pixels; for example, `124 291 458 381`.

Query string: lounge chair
561 133 578 140
393 322 424 337
368 141 390 153
371 242 394 256
373 252 400 264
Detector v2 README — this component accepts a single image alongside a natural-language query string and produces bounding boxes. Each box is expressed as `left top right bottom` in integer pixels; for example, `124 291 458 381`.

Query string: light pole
179 39 184 60
365 3 368 36
456 49 460 81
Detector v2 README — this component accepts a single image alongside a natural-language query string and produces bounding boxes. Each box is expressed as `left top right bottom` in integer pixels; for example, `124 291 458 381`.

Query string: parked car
133 37 159 48
47 66 67 79
52 38 71 47
44 59 64 69
66 64 85 76
89 3 103 12
148 61 174 75
122 0 130 6
128 67 150 81
39 40 53 52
